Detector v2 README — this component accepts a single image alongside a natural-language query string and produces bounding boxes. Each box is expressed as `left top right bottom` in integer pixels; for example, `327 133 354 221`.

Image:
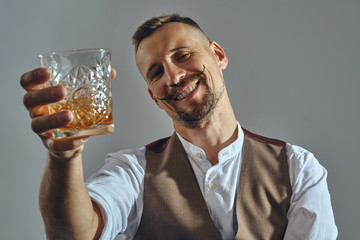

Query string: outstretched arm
20 68 113 239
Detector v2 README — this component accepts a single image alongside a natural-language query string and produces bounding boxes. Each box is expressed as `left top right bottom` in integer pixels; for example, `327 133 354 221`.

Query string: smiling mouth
156 65 206 102
175 82 199 100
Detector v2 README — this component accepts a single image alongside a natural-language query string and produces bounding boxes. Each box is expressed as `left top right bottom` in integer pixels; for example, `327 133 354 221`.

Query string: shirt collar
176 121 244 164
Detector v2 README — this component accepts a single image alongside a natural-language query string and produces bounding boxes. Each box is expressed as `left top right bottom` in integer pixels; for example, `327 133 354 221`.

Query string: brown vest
134 129 292 240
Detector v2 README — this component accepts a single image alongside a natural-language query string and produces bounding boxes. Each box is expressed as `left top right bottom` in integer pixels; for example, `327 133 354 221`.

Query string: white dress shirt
86 123 338 239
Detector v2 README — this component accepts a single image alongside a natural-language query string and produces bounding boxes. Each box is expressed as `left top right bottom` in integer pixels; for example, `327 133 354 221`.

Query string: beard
157 66 224 128
172 82 216 128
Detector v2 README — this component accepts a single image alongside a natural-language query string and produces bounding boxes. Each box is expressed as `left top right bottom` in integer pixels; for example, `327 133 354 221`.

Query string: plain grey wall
1 0 359 239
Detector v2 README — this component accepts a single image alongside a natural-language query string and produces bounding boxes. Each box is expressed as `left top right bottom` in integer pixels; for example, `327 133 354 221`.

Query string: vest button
208 182 216 190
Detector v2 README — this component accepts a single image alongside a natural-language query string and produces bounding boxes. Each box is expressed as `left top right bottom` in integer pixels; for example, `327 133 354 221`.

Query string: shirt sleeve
284 144 338 240
85 147 146 240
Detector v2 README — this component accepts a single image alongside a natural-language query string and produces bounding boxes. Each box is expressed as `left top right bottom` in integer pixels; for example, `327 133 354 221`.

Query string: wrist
45 137 88 162
48 147 83 163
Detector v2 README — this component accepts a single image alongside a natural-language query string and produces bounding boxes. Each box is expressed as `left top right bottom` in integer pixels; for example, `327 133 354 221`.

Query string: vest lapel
234 129 291 240
134 133 221 240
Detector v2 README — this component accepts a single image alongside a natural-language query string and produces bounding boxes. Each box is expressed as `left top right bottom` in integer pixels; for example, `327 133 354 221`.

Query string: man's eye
177 52 190 61
151 69 163 81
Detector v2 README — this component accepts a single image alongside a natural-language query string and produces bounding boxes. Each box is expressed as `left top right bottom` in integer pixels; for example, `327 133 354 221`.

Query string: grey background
1 0 359 239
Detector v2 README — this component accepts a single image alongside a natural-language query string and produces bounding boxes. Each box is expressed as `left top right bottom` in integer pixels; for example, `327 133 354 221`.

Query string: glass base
52 124 114 139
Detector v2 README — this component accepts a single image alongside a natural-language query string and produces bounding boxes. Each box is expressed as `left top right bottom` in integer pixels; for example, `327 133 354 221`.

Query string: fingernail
58 111 73 123
36 68 50 80
51 86 65 99
46 139 53 150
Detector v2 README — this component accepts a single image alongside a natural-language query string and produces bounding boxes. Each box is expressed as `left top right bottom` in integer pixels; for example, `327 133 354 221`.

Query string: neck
174 94 237 165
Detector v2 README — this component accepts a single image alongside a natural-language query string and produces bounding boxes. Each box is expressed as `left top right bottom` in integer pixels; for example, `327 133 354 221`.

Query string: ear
147 87 163 109
210 41 228 70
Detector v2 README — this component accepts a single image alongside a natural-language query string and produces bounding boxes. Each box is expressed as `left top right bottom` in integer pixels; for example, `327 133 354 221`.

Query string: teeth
176 84 197 100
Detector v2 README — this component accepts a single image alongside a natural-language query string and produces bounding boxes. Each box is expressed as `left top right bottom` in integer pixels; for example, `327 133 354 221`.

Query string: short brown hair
132 13 209 52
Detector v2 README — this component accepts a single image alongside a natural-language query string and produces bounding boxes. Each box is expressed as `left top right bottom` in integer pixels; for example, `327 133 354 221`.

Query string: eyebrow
145 46 190 80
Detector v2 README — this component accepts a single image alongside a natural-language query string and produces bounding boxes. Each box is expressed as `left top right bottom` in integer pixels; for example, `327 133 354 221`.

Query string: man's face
135 22 228 128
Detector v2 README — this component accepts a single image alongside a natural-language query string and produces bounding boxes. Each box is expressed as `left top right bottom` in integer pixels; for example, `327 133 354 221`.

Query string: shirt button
208 182 216 190
196 152 202 158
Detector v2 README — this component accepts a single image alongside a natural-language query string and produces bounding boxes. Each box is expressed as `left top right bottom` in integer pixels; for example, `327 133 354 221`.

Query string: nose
163 62 186 86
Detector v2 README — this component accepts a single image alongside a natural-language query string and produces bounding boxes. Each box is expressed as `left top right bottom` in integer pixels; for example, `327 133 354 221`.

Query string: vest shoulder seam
146 136 171 153
242 127 286 147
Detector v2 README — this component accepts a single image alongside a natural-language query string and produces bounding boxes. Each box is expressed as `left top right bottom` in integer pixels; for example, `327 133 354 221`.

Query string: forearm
39 151 102 240
21 68 104 239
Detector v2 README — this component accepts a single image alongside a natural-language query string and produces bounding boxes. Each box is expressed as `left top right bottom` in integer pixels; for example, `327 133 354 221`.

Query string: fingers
31 110 73 134
46 137 88 153
34 112 90 160
20 68 50 91
45 137 89 160
21 68 67 121
21 68 91 160
111 68 116 80
34 111 88 160
23 85 66 110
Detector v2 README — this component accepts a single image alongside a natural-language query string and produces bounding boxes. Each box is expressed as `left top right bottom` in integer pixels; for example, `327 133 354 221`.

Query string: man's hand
20 67 117 160
20 67 88 160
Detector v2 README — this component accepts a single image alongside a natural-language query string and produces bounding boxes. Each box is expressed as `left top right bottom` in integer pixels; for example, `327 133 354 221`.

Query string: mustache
156 65 206 101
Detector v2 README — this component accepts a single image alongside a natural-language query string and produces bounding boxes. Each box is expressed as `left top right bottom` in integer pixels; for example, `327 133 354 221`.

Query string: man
21 14 337 239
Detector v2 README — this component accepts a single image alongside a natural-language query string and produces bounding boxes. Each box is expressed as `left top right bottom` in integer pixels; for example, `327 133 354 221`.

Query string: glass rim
38 48 111 58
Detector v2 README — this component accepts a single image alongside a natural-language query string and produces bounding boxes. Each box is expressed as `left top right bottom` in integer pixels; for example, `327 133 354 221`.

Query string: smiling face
136 22 228 128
